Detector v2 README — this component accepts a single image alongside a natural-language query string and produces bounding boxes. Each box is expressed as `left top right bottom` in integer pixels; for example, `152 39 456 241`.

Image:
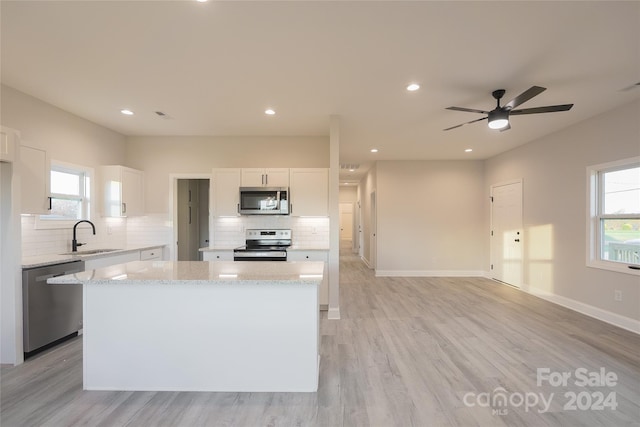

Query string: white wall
375 160 486 276
339 186 357 203
126 135 329 214
1 85 126 167
484 99 640 325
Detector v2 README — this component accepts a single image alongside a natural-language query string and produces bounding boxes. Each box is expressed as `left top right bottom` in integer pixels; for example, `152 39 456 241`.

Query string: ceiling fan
443 86 573 131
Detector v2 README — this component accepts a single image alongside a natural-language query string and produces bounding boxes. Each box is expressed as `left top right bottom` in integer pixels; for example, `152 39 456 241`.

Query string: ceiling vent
154 111 173 119
340 163 360 170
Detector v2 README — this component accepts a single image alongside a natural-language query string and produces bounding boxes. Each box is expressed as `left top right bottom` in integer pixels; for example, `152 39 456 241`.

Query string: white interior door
370 191 377 269
339 203 354 240
490 181 523 287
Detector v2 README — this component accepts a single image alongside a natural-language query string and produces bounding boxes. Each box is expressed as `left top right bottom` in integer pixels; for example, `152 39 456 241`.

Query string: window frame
35 161 94 230
586 156 640 276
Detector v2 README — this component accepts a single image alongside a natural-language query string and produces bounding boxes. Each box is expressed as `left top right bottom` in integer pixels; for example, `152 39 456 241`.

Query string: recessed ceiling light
465 148 473 152
370 148 379 153
265 109 276 115
349 169 355 172
120 109 134 116
196 0 208 3
406 83 420 91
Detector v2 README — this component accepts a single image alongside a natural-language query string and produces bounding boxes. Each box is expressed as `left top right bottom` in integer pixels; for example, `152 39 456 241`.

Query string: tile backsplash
126 214 173 247
21 213 329 258
212 216 330 248
21 215 127 257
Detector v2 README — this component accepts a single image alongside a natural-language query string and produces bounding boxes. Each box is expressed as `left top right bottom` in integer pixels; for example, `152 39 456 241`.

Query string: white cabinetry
140 248 163 261
241 168 289 187
288 250 328 307
20 145 51 214
100 166 144 217
0 127 17 163
84 251 140 270
212 168 241 217
202 250 233 261
289 168 328 217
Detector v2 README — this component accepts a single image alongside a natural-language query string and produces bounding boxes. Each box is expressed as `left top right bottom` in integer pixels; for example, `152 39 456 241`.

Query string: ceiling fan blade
443 116 487 131
504 86 546 110
509 104 574 115
446 106 489 114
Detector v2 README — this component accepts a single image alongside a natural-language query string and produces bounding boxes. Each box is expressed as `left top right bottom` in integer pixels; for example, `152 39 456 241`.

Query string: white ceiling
2 1 639 183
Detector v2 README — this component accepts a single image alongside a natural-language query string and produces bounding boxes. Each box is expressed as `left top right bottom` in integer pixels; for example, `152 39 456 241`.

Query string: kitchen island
48 260 323 392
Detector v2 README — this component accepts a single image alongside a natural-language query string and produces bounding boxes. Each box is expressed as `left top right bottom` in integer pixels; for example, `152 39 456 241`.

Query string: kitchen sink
61 249 122 256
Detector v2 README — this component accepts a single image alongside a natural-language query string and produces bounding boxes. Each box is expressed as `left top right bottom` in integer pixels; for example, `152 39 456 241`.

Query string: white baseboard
360 256 372 269
494 282 640 335
375 270 486 277
327 307 341 320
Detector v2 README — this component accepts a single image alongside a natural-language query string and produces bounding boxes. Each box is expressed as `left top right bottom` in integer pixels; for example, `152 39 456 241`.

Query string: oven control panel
246 229 291 240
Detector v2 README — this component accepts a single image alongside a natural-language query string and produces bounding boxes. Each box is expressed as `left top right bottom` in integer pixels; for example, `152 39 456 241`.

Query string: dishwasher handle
36 269 83 283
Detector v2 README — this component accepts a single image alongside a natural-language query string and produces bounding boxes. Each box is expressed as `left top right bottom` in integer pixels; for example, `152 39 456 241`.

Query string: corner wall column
328 116 340 319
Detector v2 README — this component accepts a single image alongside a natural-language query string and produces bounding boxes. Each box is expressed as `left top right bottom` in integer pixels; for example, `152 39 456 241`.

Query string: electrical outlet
614 290 622 302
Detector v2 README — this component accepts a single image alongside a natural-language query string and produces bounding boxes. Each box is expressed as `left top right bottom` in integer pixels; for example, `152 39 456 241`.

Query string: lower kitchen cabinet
85 251 140 270
140 248 163 261
202 250 233 261
288 250 328 308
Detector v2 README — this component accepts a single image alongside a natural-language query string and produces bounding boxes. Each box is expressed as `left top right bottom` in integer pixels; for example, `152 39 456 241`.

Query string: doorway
339 202 354 251
177 179 210 261
490 180 523 287
369 191 377 269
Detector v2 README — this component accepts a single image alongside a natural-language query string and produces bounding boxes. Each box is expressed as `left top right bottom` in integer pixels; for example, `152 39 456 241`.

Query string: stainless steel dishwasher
22 260 85 356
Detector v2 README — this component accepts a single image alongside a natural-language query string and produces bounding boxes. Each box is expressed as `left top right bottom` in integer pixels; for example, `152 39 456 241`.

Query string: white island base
57 261 322 392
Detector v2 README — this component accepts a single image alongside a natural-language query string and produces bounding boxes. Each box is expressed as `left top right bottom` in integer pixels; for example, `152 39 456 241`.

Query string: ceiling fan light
488 110 509 130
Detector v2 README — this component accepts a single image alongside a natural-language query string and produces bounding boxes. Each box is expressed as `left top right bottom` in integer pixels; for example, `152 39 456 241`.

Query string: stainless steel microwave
238 187 289 215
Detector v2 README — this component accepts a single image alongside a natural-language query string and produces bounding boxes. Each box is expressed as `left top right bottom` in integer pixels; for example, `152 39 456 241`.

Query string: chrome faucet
72 220 96 252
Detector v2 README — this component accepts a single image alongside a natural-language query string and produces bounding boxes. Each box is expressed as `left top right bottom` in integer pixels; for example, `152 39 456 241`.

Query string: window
37 161 92 228
587 157 640 274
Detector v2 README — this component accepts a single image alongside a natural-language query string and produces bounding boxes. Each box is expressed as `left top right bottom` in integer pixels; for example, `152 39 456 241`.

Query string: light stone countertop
22 245 166 269
47 260 325 286
199 245 330 251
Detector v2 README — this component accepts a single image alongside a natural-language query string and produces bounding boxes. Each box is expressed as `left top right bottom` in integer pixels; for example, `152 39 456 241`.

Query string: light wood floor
2 247 639 426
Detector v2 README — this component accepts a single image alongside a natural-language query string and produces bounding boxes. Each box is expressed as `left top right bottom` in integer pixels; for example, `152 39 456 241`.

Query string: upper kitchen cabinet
212 168 241 216
20 145 51 214
241 168 289 187
100 165 145 217
289 168 328 217
0 127 18 163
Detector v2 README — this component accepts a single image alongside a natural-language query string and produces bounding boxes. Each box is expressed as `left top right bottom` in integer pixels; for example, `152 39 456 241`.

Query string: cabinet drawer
203 251 233 261
140 248 162 261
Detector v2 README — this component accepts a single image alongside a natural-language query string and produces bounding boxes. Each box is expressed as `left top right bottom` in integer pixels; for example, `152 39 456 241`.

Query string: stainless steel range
233 229 291 261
